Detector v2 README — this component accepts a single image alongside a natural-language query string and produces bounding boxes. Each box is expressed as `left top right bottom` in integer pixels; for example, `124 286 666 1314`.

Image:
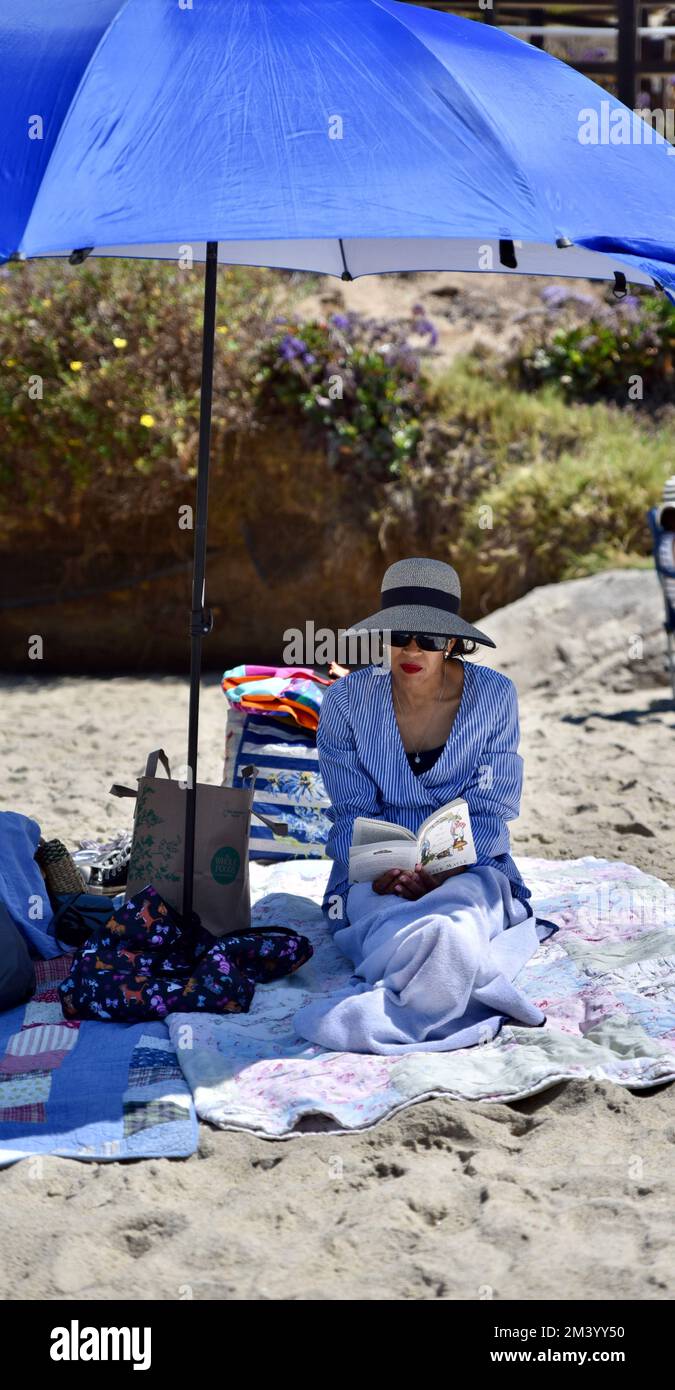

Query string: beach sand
1 585 674 1300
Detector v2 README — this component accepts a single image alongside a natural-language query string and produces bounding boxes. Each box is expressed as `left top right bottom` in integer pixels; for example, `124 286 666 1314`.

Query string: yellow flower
139 413 155 428
42 297 52 307
216 325 228 334
113 337 127 349
4 358 17 367
69 360 83 372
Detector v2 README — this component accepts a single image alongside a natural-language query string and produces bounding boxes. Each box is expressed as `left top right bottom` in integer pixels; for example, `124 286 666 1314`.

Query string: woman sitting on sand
292 557 554 1056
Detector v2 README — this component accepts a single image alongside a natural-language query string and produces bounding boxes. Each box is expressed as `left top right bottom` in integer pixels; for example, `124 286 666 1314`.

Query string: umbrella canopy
3 0 675 926
3 0 675 293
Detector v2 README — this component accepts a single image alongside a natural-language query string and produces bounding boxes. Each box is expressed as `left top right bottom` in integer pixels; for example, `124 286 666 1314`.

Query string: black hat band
380 584 461 615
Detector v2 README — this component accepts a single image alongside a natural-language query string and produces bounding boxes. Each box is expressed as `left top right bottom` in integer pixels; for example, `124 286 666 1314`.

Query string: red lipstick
400 662 422 673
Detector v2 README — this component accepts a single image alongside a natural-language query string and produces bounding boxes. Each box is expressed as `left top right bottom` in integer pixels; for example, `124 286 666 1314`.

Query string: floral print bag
58 884 312 1023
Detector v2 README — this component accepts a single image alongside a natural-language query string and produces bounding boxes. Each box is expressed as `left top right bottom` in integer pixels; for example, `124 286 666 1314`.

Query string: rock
477 569 670 695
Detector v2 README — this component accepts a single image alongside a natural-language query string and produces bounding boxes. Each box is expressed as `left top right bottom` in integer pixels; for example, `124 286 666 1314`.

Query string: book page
351 817 416 849
349 841 419 881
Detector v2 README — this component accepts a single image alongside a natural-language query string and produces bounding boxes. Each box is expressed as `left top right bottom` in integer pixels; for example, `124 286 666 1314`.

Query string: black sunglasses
387 631 450 652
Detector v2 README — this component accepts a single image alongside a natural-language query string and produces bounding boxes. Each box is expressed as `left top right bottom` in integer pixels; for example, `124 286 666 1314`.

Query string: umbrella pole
182 239 219 924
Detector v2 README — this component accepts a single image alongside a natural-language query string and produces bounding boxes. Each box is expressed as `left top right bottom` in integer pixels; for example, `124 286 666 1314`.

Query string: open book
348 799 476 883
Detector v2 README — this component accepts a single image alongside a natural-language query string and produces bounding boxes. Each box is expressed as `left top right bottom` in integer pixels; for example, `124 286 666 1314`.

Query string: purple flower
279 334 307 361
414 316 439 347
303 352 317 365
541 284 570 306
541 285 596 311
330 313 350 330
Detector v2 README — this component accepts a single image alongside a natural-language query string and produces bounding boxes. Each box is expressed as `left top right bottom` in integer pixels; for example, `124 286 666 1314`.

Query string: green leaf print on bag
129 832 183 885
135 784 163 830
128 785 182 884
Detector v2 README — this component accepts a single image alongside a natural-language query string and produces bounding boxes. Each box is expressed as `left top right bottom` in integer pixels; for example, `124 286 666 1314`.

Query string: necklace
392 661 447 764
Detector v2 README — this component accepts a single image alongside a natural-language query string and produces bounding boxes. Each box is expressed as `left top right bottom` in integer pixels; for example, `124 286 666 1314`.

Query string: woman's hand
372 868 408 896
374 863 468 900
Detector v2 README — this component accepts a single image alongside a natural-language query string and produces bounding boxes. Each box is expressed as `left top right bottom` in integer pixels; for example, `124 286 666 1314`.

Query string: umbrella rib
339 238 353 281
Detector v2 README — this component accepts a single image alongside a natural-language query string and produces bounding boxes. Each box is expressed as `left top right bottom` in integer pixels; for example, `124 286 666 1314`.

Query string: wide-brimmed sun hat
346 557 496 649
657 475 675 525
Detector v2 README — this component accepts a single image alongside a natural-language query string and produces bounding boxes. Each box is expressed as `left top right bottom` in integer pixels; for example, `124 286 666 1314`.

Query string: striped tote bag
224 707 331 862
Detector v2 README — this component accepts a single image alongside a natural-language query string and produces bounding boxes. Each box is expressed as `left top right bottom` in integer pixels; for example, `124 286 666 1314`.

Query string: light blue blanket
0 812 58 958
293 866 553 1054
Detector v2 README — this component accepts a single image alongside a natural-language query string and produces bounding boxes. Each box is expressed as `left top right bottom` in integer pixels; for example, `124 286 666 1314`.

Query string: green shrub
0 258 290 544
510 291 675 404
377 361 672 614
0 264 435 549
1 259 672 628
251 308 435 479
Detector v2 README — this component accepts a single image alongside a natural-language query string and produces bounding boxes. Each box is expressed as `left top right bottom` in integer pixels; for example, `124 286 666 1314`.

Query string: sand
1 570 674 1301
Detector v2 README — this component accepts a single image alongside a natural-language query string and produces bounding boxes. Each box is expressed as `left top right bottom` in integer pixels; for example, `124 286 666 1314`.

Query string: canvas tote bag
111 750 284 936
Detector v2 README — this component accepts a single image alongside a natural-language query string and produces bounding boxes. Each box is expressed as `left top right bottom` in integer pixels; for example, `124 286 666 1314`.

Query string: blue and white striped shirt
317 661 530 918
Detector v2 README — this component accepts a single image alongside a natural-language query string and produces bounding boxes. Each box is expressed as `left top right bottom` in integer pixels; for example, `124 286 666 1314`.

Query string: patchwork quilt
0 956 197 1166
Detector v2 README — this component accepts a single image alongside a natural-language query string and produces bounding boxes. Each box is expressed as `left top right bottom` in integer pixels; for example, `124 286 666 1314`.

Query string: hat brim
346 604 496 649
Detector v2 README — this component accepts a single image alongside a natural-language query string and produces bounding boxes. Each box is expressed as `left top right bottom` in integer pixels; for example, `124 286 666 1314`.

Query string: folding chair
647 506 675 702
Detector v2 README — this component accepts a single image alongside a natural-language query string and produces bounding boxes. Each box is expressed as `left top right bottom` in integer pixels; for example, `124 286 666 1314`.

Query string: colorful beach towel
0 956 197 1166
167 856 675 1138
222 664 334 731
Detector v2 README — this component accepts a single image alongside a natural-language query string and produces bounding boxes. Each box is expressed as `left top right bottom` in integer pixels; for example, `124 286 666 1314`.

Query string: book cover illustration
419 809 470 872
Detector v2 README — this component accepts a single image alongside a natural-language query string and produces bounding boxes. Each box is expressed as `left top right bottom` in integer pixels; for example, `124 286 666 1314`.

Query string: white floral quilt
167 856 675 1138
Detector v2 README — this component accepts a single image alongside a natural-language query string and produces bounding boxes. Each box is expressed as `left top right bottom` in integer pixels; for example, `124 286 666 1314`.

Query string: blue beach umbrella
3 0 675 923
